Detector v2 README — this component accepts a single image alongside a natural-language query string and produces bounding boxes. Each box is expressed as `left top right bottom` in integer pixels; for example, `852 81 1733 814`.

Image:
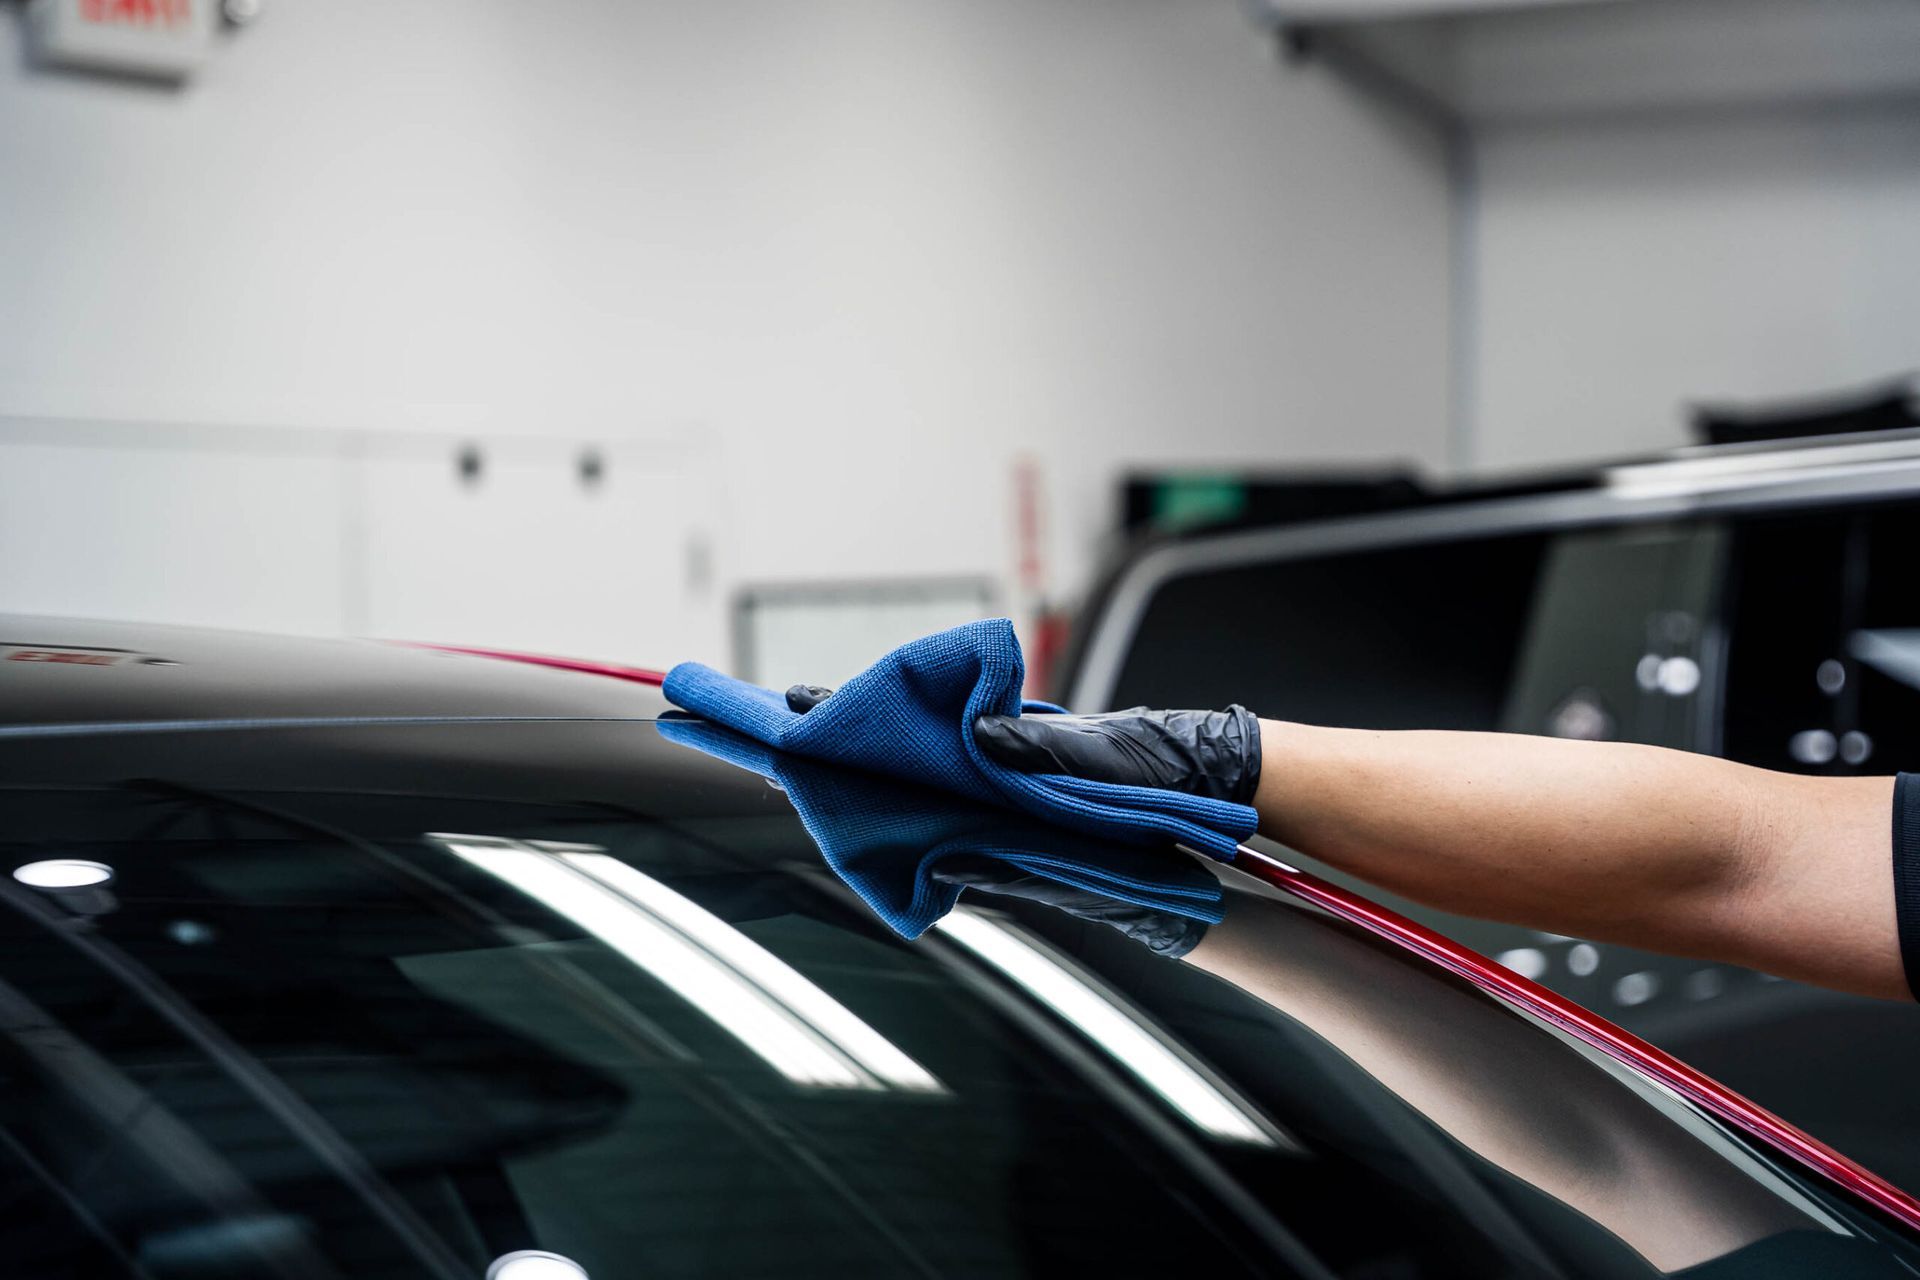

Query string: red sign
78 0 192 27
4 649 124 666
29 0 215 79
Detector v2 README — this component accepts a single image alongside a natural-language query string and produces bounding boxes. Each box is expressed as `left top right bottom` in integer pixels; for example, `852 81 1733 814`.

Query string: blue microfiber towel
657 717 1224 939
661 617 1258 862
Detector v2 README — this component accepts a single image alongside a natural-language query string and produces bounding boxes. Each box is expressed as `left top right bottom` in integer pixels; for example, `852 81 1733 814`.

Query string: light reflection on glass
1850 627 1920 692
488 1250 589 1280
550 846 943 1093
1495 947 1549 980
13 859 113 889
935 907 1275 1146
1567 943 1601 977
1656 656 1701 697
1612 971 1660 1007
432 834 940 1093
1685 968 1726 1001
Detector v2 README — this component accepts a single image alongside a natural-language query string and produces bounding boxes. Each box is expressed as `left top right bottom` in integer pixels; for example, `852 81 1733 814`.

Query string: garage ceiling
1265 0 1920 124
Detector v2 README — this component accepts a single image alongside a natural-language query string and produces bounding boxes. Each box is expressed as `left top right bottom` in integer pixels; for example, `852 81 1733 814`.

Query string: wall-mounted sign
1 646 129 666
28 0 217 81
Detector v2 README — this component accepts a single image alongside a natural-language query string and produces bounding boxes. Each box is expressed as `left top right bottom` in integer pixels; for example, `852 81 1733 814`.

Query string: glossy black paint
0 615 669 728
0 618 1916 1278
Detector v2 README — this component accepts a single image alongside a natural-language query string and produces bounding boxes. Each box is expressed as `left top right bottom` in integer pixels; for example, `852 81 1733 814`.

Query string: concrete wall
1468 100 1920 472
0 0 1453 666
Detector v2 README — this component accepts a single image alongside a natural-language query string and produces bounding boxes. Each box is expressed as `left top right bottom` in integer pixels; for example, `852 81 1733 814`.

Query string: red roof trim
1233 846 1920 1232
395 642 666 687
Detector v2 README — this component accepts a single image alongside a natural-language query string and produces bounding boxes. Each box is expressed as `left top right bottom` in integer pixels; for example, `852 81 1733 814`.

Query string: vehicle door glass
1722 511 1858 774
1109 532 1549 728
1501 522 1726 753
1849 503 1920 775
1127 520 1741 1033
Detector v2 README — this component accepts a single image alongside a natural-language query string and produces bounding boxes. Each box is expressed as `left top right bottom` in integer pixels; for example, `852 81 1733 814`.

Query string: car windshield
0 718 1915 1280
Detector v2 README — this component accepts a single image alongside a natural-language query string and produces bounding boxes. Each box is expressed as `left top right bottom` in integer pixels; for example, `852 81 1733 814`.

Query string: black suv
1058 429 1920 1191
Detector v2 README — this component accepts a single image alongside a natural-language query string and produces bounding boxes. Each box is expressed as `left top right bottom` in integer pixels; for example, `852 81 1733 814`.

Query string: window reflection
432 834 942 1093
935 907 1276 1147
1 752 1915 1279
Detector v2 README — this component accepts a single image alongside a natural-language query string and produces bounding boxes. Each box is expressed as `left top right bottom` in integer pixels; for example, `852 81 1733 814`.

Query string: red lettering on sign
5 650 119 665
78 0 192 28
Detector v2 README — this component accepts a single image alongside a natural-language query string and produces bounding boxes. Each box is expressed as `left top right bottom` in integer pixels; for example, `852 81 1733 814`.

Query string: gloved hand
661 714 1227 942
786 684 834 713
972 706 1263 806
932 856 1210 958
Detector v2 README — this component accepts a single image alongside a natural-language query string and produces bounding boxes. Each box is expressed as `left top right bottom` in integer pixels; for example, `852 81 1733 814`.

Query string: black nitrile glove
972 706 1263 806
786 684 834 713
932 856 1209 959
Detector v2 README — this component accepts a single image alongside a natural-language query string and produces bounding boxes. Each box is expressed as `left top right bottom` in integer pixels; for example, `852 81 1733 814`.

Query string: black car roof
0 615 671 731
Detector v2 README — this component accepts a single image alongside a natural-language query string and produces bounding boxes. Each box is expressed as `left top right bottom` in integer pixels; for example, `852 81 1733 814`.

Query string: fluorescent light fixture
554 849 942 1093
935 908 1275 1146
13 859 113 889
431 835 939 1093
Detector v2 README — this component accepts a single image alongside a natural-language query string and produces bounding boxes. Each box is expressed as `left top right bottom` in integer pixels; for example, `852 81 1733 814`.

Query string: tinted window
1851 504 1920 774
1112 534 1548 728
1722 511 1857 773
0 773 1283 1279
1723 500 1920 777
1502 522 1724 752
0 721 1914 1279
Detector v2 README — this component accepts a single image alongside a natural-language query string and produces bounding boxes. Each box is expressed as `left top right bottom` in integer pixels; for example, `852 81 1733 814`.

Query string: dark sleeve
1894 773 1920 1001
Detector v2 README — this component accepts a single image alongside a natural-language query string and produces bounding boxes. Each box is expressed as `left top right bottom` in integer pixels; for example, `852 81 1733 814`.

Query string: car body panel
403 627 1920 1227
399 641 668 688
4 616 1920 1277
1231 848 1920 1231
0 615 671 727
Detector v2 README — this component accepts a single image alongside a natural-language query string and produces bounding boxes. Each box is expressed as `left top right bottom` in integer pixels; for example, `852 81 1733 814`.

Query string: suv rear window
1110 533 1547 728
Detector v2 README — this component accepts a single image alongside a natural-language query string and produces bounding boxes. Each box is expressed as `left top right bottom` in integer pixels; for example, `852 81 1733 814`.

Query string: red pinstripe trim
1233 846 1920 1232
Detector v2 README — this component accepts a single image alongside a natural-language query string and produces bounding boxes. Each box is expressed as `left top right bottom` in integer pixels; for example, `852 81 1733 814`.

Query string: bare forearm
1254 721 1905 999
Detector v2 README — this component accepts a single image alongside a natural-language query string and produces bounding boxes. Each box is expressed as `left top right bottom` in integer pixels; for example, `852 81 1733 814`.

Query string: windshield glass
0 719 1914 1280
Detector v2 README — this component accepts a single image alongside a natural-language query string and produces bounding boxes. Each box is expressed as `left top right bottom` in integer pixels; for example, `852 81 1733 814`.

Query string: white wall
1469 100 1920 472
0 0 1453 667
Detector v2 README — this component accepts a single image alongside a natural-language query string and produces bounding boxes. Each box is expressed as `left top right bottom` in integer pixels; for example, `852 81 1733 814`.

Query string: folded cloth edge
661 618 1256 862
654 717 1225 938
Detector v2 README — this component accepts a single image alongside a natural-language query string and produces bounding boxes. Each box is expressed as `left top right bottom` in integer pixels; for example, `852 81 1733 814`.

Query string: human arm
975 710 1906 1000
1252 723 1901 999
